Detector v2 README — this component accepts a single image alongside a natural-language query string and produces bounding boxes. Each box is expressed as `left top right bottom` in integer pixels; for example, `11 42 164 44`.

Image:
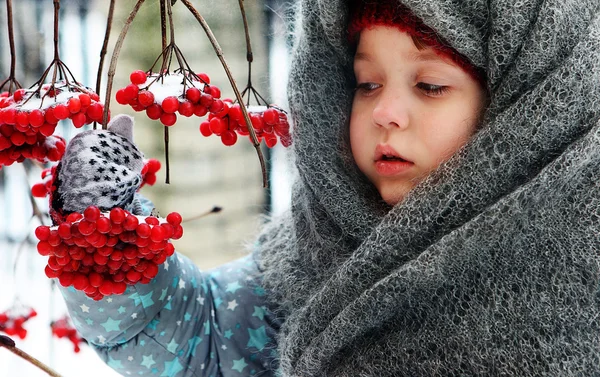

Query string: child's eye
355 82 382 95
416 82 449 97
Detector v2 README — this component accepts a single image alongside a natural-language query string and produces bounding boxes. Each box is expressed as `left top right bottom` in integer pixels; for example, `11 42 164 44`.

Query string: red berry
70 112 87 128
136 223 151 238
263 108 278 125
193 104 208 117
145 216 160 225
138 90 155 107
160 112 177 127
161 96 179 114
147 159 161 173
96 217 112 233
57 223 72 239
199 93 213 107
39 123 56 137
143 263 159 279
44 108 58 124
13 89 25 102
124 84 139 101
99 280 115 296
221 130 238 146
130 70 147 85
112 282 127 295
37 241 52 256
53 104 69 120
166 212 182 226
78 220 96 236
79 94 91 108
67 97 82 113
115 89 129 105
84 206 101 221
72 274 89 290
126 269 142 283
110 208 125 224
87 103 103 121
178 101 194 117
209 86 221 99
58 272 75 287
173 225 183 239
123 214 139 231
198 73 210 84
88 272 104 288
146 104 162 120
200 121 212 137
150 226 166 242
31 183 48 198
93 253 108 266
209 118 227 135
66 212 83 223
35 226 51 241
29 109 45 127
209 99 224 113
45 265 61 279
16 111 29 126
186 87 201 103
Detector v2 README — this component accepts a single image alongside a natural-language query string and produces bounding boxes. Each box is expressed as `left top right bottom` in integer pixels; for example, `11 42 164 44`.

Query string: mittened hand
52 115 146 220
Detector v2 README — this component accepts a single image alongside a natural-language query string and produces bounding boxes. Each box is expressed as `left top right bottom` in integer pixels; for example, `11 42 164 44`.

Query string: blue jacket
59 253 281 377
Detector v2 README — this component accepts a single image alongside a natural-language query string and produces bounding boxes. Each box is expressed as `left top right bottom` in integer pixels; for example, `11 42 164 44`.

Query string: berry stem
163 0 172 184
50 0 61 91
0 335 64 377
180 0 268 188
237 0 253 89
103 0 147 129
95 0 116 130
0 0 21 94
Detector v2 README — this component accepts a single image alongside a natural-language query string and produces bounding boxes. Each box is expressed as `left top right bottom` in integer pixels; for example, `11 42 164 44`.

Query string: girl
55 0 600 375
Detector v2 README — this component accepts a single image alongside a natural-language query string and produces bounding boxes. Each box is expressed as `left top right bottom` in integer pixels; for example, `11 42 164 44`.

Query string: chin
380 191 406 206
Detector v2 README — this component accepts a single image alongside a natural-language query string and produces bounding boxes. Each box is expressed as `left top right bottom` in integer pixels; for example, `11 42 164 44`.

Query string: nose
372 89 409 130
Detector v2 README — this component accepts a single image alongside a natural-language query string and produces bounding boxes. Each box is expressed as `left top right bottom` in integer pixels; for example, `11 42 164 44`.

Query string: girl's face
350 26 487 206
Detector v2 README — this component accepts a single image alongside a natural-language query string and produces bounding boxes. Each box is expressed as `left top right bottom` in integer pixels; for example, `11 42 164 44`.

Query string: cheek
421 112 478 165
349 105 368 162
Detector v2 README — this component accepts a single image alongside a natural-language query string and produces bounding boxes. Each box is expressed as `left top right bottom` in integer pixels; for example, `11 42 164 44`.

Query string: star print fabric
58 253 281 376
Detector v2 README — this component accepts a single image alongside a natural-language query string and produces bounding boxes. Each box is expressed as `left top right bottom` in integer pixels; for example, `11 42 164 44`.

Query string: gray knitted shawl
256 0 600 375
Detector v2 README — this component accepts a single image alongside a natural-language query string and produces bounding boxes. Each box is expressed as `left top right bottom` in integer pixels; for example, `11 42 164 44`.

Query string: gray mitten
52 115 146 220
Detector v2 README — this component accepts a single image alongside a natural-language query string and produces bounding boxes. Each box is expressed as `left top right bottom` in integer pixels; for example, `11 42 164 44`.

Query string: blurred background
0 0 294 375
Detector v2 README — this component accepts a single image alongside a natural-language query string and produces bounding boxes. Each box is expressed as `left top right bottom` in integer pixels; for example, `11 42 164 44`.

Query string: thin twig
0 335 63 377
180 0 268 188
182 206 222 223
102 0 147 129
95 0 116 130
238 0 253 88
4 0 21 93
161 0 171 184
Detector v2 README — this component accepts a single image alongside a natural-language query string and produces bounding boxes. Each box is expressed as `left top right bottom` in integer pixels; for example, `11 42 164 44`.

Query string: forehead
354 26 455 67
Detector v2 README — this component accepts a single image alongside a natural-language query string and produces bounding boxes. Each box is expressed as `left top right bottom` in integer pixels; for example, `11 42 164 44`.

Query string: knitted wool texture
54 115 145 217
255 0 600 375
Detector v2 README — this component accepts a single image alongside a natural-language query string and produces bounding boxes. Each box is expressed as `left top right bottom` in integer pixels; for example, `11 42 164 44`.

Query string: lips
374 144 414 176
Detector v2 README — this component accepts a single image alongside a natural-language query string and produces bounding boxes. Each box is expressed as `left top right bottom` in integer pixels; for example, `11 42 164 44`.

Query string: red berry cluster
116 71 221 127
31 166 57 198
201 103 291 147
0 125 65 167
51 315 86 353
0 84 105 130
0 307 37 340
35 206 184 301
140 158 161 188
